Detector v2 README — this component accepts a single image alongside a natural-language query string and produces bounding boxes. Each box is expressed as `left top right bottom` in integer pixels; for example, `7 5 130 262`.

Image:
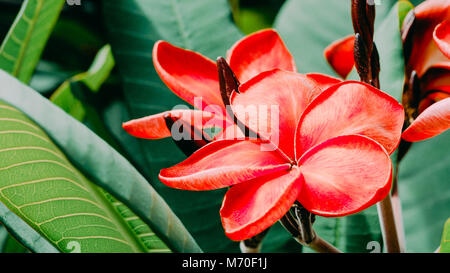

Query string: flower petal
414 0 450 21
434 20 450 58
306 73 342 91
295 81 404 158
220 168 302 241
231 69 321 159
402 97 450 142
418 91 450 113
297 135 392 217
122 110 215 139
404 0 450 77
227 29 296 83
420 68 450 95
324 35 355 79
153 41 224 111
159 139 291 190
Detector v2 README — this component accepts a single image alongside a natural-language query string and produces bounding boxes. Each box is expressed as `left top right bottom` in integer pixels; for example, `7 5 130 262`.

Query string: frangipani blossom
159 70 404 241
123 29 335 142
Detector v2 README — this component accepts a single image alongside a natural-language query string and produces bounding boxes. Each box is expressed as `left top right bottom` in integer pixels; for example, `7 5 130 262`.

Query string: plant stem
391 162 406 250
303 234 342 253
377 195 404 252
279 204 343 253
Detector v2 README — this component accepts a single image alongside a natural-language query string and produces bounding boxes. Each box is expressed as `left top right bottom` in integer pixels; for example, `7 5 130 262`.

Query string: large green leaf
0 99 151 253
102 0 246 252
0 70 200 253
439 219 450 253
398 131 450 252
1 235 28 253
0 202 58 253
374 2 409 100
101 192 171 253
49 46 171 253
0 0 65 83
0 225 7 250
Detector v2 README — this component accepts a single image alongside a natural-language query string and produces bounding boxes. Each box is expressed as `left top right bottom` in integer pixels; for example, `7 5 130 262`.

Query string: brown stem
391 161 406 251
377 194 404 252
305 234 342 253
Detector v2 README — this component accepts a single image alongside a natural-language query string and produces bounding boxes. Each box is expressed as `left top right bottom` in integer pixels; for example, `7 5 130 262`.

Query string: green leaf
274 0 352 76
102 191 171 253
398 131 450 252
230 0 286 34
1 235 28 253
50 44 115 121
0 100 149 253
398 0 414 28
0 0 65 83
48 44 170 253
374 2 409 101
29 61 77 95
439 219 450 253
0 202 59 253
0 70 201 253
102 0 243 252
1 223 30 253
0 225 7 250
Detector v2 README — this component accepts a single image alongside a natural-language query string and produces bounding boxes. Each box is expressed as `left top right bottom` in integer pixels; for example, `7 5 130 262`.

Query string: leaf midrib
13 0 43 78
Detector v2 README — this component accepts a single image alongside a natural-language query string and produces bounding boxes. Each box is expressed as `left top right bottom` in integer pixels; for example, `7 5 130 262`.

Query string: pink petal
220 168 302 241
295 81 404 158
418 91 450 113
122 110 216 139
297 135 392 217
306 73 343 91
227 29 297 83
402 97 450 142
324 35 355 79
404 0 450 77
231 69 321 159
434 20 450 58
153 41 224 111
159 140 291 190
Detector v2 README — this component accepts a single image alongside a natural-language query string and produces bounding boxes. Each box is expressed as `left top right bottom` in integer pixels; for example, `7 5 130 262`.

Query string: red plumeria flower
123 29 298 141
122 29 341 143
325 0 450 142
159 70 404 241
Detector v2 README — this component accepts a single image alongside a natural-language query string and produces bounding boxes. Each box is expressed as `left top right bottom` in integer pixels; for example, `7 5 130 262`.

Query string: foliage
0 0 446 254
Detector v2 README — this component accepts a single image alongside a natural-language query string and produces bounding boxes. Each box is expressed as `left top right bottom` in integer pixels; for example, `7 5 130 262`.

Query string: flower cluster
122 28 409 240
